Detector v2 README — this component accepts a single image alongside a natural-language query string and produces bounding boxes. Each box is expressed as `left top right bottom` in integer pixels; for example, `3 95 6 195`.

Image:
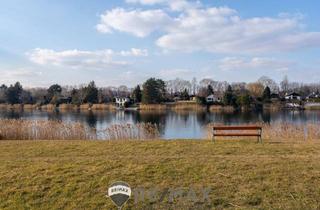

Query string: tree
206 85 214 96
142 78 166 104
223 85 237 106
47 84 62 104
237 93 251 108
180 88 190 100
21 90 34 104
5 82 23 104
0 85 7 103
258 76 279 93
83 81 98 103
71 89 81 105
280 75 289 93
132 85 142 103
191 77 198 95
262 86 271 103
246 82 265 98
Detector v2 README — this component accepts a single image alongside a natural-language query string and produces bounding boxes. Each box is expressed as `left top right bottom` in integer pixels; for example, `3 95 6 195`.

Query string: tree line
0 76 319 106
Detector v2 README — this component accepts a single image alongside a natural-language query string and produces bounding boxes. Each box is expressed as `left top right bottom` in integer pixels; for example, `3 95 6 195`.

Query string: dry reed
103 123 160 140
0 120 160 141
59 103 78 111
91 103 116 111
139 104 167 111
41 104 56 111
0 120 97 140
209 105 234 112
171 102 206 111
79 104 92 110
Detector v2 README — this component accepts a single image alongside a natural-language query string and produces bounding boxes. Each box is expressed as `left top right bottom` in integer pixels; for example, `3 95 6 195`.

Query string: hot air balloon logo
107 181 131 210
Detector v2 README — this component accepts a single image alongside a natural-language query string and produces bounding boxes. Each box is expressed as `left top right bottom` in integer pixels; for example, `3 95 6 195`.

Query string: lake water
1 110 320 139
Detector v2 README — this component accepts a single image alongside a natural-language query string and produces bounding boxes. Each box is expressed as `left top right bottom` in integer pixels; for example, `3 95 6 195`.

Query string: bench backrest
213 126 262 130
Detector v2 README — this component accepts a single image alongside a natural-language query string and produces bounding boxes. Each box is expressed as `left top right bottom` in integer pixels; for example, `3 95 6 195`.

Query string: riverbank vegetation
1 140 320 209
0 120 159 141
0 75 320 111
0 119 319 141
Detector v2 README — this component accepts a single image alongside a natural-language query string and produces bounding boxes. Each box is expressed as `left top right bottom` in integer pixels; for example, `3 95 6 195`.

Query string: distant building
115 97 131 107
206 94 220 103
285 92 301 101
190 95 197 101
306 92 320 100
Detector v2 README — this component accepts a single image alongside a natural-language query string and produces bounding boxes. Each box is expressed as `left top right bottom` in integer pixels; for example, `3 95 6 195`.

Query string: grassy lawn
1 140 320 209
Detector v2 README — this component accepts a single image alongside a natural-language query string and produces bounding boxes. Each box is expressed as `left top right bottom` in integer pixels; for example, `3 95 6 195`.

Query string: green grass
1 140 320 209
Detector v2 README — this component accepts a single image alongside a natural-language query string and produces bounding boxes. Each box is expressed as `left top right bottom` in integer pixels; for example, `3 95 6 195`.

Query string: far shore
1 101 320 112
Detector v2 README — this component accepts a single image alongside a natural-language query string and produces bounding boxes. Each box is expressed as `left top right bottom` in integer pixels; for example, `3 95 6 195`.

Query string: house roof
286 92 301 96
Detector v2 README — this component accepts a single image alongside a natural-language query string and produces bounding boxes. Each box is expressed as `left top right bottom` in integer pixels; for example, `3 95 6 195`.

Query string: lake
1 110 320 139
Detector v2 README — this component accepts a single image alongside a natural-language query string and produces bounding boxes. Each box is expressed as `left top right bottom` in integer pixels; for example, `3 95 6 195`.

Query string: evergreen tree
237 93 251 108
207 85 214 96
47 84 62 104
5 82 23 104
142 78 166 104
83 81 98 103
181 88 190 100
132 85 142 103
223 85 237 106
262 86 271 103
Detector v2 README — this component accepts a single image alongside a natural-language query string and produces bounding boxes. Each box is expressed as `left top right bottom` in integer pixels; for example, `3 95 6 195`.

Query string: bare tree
257 76 279 93
280 75 289 93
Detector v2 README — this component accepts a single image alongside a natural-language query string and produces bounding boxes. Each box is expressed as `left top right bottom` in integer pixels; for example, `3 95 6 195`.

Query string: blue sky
0 0 319 87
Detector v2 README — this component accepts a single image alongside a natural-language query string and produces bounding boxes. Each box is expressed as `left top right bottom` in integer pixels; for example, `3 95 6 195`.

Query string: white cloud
96 8 172 37
27 48 148 69
120 48 148 56
156 8 320 54
218 57 294 71
97 3 320 54
2 69 42 78
0 69 44 87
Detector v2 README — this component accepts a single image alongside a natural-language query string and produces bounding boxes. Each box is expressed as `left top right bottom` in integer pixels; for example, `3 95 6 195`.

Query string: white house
285 92 301 101
206 94 220 103
115 97 131 107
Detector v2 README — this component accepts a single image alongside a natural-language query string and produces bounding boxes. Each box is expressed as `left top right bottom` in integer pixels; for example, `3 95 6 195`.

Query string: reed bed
59 103 78 111
91 103 116 111
103 123 160 140
171 102 206 111
0 120 159 141
139 104 167 111
79 103 92 110
0 120 96 140
41 104 56 111
209 105 234 112
23 104 39 110
207 122 320 142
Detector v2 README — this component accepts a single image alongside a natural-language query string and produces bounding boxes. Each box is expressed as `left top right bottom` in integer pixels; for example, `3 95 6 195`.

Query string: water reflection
0 109 319 139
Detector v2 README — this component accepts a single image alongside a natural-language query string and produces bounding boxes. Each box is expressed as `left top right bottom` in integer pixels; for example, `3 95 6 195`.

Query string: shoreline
1 101 320 112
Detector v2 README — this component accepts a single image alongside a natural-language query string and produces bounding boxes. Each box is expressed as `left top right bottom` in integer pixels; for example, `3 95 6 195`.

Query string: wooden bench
212 125 262 143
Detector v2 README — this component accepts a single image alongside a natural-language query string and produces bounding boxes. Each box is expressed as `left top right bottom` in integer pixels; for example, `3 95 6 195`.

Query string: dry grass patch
0 140 320 209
